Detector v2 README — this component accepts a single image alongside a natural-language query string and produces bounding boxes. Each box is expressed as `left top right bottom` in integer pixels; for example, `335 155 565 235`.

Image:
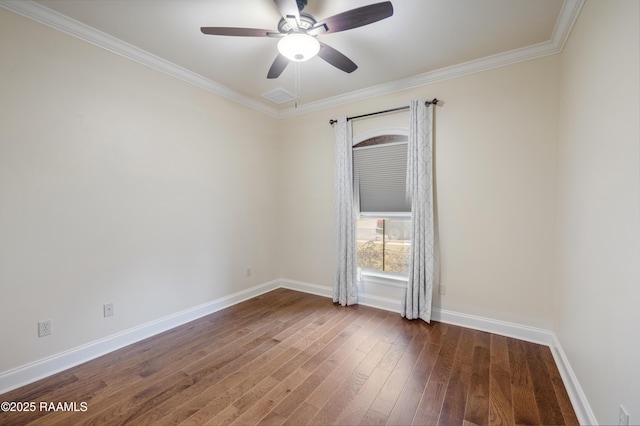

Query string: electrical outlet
619 405 629 426
246 267 251 277
104 303 114 317
439 285 446 295
38 320 51 337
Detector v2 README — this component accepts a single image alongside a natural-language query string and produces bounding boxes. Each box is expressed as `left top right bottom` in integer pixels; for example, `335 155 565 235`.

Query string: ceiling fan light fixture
277 33 320 62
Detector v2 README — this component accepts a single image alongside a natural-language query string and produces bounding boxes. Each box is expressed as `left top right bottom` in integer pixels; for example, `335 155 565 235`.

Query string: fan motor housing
278 12 317 33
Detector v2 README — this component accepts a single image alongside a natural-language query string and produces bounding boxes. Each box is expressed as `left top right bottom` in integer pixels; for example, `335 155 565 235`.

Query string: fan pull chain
294 62 301 109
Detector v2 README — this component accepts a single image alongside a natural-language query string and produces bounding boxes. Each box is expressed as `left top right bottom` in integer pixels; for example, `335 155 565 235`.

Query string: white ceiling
2 0 583 117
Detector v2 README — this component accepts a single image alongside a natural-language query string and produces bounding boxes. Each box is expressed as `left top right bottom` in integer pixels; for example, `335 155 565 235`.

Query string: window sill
358 269 408 288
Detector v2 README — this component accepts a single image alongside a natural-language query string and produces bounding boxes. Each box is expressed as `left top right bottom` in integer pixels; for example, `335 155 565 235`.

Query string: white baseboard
0 277 595 426
279 279 332 298
280 278 403 313
431 308 554 346
549 334 598 425
0 279 280 395
282 279 554 345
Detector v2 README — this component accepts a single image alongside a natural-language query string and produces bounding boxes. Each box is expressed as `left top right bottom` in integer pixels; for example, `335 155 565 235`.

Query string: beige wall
0 9 281 372
279 55 560 330
555 1 640 423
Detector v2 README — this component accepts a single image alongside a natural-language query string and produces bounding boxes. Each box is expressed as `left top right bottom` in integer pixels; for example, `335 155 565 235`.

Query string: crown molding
1 0 584 120
550 0 585 49
279 0 585 118
0 0 281 118
278 40 558 118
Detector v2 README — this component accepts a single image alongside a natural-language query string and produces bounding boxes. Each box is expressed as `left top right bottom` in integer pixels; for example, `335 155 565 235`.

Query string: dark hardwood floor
0 288 578 425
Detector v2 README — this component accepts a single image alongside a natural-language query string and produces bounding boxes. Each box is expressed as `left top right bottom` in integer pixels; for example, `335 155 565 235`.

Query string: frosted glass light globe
277 34 320 62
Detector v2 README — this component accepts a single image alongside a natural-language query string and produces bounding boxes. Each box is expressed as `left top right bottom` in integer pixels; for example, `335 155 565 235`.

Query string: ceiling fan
200 0 394 79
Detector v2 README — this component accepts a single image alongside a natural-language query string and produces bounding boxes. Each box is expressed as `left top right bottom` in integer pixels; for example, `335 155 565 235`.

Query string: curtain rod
329 98 439 125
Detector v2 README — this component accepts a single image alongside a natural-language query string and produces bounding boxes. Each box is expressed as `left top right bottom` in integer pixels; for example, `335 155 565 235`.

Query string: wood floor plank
152 334 304 423
123 315 306 425
230 307 375 425
375 320 416 372
508 338 541 425
464 331 491 426
204 375 281 426
198 308 343 425
386 321 440 426
276 350 368 426
303 310 396 412
257 306 382 425
361 319 429 423
335 366 392 425
413 324 461 425
269 305 364 382
488 334 514 426
281 401 317 426
81 370 193 425
526 343 565 426
0 290 578 426
229 368 311 426
325 312 414 425
540 345 580 426
359 408 387 425
180 295 324 378
306 322 396 424
155 300 336 425
437 328 476 426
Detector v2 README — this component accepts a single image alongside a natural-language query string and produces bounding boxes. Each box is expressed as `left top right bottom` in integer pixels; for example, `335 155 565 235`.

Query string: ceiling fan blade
200 27 274 37
318 42 357 73
273 0 301 30
313 1 393 34
267 54 289 79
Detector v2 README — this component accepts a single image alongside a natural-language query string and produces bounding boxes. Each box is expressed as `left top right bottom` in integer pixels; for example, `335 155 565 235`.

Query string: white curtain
402 100 437 322
333 115 358 306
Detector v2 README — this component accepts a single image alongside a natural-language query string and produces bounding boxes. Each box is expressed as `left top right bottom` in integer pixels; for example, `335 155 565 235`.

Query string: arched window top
353 134 407 149
352 127 408 147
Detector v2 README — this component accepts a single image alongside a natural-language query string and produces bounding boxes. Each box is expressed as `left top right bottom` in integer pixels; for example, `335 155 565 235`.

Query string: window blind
353 141 410 213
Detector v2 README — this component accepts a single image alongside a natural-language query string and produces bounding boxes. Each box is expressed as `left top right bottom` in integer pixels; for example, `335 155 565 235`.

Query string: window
353 133 411 278
356 218 411 274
